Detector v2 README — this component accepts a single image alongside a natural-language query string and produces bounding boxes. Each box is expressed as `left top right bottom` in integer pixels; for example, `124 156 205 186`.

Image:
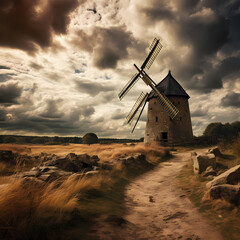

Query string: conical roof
148 70 190 99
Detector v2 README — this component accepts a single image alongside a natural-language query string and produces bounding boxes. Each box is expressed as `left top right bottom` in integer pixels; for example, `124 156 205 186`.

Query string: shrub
82 133 99 144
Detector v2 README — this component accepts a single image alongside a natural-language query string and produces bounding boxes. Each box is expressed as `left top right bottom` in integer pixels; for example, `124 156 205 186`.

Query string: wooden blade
126 92 148 123
152 85 179 119
118 73 140 100
131 97 148 133
141 38 163 70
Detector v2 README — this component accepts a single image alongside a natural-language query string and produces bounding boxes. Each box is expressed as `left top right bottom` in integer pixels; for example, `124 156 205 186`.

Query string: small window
147 134 149 136
156 116 158 122
150 107 152 110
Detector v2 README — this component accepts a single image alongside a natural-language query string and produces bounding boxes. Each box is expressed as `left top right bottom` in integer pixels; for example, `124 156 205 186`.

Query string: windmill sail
151 84 179 119
126 92 148 124
141 38 163 70
118 73 140 100
131 98 148 133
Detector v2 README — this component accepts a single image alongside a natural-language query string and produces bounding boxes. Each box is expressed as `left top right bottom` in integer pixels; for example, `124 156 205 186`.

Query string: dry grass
0 143 167 163
0 173 111 239
177 160 240 240
0 143 168 239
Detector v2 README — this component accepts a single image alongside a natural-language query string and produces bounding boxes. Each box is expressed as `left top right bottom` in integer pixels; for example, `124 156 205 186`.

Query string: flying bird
87 7 97 14
87 3 102 21
87 2 97 14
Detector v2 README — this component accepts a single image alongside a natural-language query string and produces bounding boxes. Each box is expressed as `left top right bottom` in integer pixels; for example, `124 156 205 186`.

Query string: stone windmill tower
144 70 193 145
118 38 193 145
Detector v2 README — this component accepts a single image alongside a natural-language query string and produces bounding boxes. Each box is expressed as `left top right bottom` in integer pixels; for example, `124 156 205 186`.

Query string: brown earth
91 149 223 240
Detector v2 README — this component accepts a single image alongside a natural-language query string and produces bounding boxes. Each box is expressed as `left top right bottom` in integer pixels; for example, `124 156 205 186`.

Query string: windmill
118 38 179 134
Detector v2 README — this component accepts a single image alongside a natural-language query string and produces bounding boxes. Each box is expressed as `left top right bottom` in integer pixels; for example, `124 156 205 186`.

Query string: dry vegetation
0 142 166 163
177 139 240 240
0 143 168 240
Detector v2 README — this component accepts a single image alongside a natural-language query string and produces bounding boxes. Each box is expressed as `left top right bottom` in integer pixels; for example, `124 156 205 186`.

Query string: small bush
82 133 99 144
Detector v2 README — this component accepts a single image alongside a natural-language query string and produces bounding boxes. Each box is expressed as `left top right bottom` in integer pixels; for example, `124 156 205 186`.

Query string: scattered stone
163 211 187 221
38 174 51 182
201 166 216 177
208 147 223 157
209 184 240 205
206 165 240 189
193 154 216 174
149 196 155 202
23 170 40 178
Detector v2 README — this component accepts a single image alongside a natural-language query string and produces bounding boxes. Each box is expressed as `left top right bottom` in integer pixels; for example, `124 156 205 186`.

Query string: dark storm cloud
0 65 10 70
40 99 64 119
0 73 14 82
0 0 84 52
30 62 43 70
221 92 240 108
0 104 98 135
0 82 22 105
71 26 134 69
140 0 240 92
0 109 7 121
75 79 115 96
82 106 95 117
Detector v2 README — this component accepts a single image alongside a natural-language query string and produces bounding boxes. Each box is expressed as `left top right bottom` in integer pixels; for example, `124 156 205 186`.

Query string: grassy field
0 143 169 240
177 144 240 240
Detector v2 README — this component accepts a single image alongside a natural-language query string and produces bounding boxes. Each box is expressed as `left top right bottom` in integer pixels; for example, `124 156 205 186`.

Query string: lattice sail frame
155 89 179 119
118 73 140 100
141 38 163 70
126 92 148 123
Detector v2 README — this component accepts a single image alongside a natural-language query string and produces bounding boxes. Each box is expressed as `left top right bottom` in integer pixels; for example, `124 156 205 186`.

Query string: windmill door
161 132 168 143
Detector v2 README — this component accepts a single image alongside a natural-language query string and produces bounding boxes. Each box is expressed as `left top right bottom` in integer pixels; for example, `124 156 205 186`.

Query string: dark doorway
161 132 168 142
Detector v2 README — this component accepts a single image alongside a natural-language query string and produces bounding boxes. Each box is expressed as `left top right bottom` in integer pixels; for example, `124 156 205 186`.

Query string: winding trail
92 150 223 240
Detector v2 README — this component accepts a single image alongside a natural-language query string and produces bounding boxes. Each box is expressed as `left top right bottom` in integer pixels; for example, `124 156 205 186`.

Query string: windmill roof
148 70 190 99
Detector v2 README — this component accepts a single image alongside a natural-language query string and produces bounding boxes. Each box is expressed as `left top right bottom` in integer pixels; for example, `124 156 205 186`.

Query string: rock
209 184 240 205
23 170 40 177
38 174 51 181
208 147 223 157
0 150 16 164
76 170 99 178
23 177 44 185
206 165 240 189
76 154 99 166
118 153 148 167
100 162 114 170
201 166 216 177
43 158 79 172
191 152 198 165
193 154 216 174
38 166 58 172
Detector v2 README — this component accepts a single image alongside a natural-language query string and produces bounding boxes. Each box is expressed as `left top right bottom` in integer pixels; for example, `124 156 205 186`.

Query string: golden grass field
0 143 168 240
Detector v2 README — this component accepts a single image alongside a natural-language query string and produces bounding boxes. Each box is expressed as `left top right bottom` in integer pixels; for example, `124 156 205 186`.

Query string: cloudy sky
0 0 240 138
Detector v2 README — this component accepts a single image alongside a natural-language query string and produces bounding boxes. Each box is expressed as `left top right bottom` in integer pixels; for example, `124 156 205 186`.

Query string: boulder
23 170 40 178
201 166 216 177
206 165 240 189
193 154 216 174
100 162 114 170
43 158 80 172
209 184 240 205
208 147 223 157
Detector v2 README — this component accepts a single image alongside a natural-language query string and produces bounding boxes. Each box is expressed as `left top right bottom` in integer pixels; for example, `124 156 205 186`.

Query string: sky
0 0 240 138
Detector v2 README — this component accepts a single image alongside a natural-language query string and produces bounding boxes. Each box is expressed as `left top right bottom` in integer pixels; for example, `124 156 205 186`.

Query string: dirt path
92 150 223 240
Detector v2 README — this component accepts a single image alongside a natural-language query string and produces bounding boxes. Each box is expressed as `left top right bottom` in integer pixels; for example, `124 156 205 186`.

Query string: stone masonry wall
144 96 193 145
